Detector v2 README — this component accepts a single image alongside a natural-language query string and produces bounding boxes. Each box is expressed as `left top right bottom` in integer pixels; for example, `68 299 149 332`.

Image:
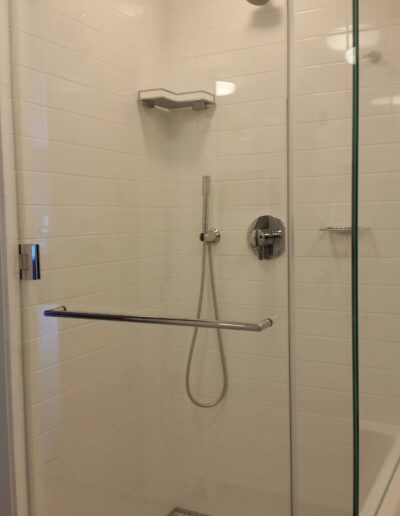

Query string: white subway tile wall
164 0 290 514
12 0 177 515
10 0 291 515
4 0 397 514
292 1 354 515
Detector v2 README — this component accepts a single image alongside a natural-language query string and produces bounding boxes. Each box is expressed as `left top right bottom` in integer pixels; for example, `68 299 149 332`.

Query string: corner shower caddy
139 88 215 111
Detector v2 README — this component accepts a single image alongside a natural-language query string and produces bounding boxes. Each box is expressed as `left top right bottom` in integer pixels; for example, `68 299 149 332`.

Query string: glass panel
11 1 291 515
358 0 400 514
291 1 355 515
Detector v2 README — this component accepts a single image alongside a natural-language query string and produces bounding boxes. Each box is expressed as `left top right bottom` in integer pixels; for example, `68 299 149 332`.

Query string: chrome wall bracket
200 228 220 244
248 216 285 260
19 244 41 280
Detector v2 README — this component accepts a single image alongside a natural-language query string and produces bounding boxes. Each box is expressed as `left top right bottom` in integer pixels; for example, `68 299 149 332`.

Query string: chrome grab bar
44 306 273 332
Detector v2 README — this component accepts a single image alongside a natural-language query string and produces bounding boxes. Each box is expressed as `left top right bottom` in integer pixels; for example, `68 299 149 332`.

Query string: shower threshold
168 508 212 516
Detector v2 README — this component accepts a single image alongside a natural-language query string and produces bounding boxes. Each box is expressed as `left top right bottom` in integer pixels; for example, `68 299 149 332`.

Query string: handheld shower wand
202 175 210 233
185 176 227 408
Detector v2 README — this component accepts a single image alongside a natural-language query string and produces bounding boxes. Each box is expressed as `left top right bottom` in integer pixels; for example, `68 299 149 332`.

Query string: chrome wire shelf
44 306 273 333
319 226 369 233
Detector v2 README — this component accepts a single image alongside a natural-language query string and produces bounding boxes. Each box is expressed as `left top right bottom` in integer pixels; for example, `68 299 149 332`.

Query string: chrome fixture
319 226 369 234
19 244 41 280
246 0 270 5
139 88 215 111
200 228 220 243
44 306 273 332
248 216 285 260
186 175 228 408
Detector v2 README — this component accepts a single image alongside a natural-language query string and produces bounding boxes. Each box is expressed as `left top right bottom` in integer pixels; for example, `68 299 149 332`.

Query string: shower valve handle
248 215 285 260
253 229 281 259
256 228 283 243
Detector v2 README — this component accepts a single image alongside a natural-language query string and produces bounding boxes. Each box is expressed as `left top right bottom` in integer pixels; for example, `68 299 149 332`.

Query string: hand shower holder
200 228 220 244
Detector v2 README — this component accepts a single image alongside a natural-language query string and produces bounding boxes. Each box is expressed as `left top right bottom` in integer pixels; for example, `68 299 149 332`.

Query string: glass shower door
357 0 400 514
12 1 291 515
291 1 355 514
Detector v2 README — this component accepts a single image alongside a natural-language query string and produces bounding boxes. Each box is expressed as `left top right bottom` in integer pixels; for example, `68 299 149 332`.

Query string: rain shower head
246 0 269 5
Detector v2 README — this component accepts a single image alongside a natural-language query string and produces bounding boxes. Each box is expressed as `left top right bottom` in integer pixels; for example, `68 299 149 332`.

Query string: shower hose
185 240 228 408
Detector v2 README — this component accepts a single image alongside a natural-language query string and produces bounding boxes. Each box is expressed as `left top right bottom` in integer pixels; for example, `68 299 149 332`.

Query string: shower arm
43 306 274 332
202 175 211 233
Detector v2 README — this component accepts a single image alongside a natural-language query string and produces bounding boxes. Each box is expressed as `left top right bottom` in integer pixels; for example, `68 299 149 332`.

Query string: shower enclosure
0 0 398 515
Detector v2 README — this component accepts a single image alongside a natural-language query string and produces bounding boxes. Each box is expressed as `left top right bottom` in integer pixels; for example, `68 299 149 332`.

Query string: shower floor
168 508 212 516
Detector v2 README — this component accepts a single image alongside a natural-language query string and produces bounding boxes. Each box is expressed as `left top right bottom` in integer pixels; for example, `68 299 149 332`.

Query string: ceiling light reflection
215 81 236 97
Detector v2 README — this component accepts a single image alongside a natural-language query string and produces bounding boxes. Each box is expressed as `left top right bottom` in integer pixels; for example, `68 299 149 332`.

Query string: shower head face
247 0 269 5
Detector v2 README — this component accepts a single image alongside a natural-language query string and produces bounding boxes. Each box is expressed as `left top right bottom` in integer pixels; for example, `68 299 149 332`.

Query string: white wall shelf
139 88 215 111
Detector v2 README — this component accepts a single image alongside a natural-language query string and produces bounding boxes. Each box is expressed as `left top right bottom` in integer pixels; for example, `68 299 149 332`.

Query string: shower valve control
248 216 285 260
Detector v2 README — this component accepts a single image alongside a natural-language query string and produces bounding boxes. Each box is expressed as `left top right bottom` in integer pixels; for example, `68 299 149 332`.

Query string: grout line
19 168 288 184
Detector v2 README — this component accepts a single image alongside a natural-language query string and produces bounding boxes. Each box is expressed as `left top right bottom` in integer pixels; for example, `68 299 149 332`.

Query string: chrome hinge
19 244 41 280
